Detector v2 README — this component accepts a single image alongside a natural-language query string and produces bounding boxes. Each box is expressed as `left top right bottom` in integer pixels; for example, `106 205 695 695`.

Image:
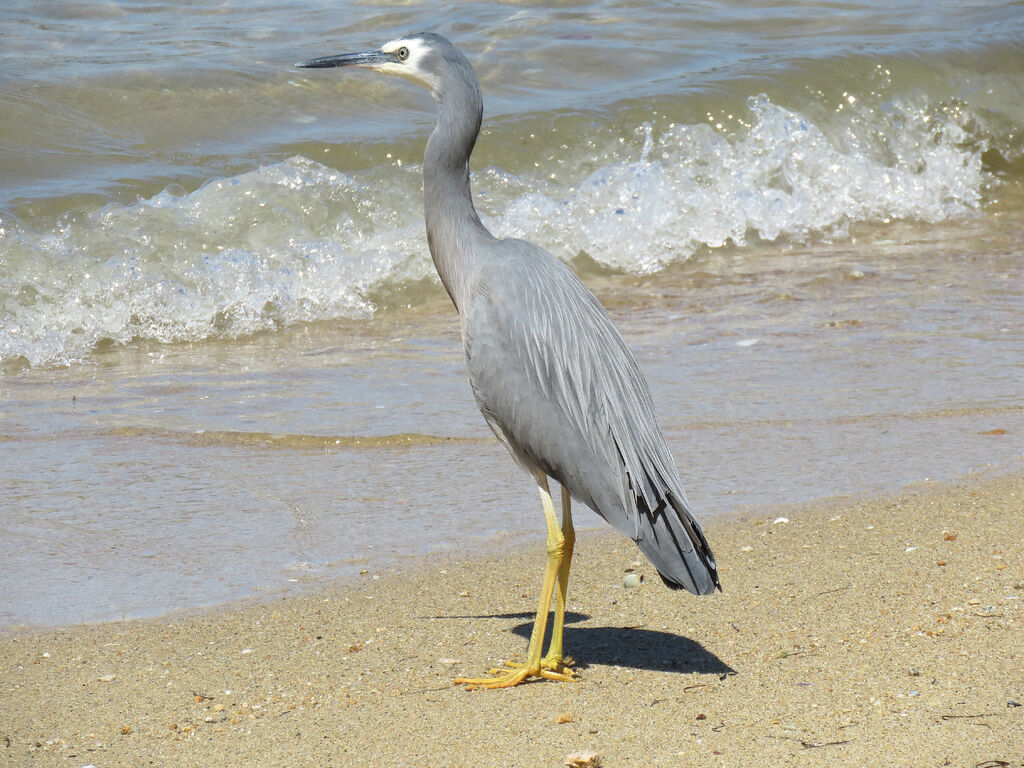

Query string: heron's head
296 33 469 97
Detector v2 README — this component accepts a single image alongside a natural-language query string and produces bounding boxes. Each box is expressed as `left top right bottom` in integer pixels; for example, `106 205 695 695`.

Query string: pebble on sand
565 750 601 768
623 573 644 589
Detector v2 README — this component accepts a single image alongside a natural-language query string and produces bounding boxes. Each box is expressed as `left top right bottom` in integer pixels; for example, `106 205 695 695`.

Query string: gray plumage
298 33 718 597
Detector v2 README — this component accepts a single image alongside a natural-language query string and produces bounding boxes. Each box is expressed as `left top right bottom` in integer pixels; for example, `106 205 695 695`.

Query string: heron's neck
423 76 492 313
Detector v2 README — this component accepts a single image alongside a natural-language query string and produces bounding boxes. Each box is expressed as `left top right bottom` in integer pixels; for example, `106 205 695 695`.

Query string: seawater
1 0 1022 627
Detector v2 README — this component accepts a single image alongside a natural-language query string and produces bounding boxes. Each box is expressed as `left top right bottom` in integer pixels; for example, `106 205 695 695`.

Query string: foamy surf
1 158 433 366
0 89 1001 367
492 92 990 272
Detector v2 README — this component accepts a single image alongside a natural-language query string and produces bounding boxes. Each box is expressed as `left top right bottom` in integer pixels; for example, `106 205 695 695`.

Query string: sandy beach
2 469 1021 767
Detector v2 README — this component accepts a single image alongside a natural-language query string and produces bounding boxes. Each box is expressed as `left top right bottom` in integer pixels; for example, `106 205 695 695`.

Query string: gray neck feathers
423 64 490 313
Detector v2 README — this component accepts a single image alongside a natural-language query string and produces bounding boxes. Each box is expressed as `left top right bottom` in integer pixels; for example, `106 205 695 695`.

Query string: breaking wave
0 88 1009 367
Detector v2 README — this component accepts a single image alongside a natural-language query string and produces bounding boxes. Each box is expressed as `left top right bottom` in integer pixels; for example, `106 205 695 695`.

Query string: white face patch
378 37 442 92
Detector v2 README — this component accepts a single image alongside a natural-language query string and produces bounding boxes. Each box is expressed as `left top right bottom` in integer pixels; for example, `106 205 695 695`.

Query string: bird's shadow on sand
446 611 733 676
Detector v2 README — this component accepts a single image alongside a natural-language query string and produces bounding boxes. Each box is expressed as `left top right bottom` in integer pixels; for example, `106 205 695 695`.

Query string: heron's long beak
295 50 395 69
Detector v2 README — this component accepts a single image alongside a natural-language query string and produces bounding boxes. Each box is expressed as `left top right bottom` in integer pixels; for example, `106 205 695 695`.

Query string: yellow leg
501 484 574 673
542 484 574 668
454 473 577 690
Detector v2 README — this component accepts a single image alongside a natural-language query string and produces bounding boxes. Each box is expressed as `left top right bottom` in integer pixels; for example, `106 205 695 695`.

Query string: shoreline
2 469 1022 766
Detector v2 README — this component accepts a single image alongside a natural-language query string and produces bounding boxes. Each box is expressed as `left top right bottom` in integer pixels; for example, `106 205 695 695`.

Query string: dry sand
2 471 1022 767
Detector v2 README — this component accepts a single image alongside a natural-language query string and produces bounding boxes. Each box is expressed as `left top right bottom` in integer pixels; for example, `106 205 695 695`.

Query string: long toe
454 666 532 690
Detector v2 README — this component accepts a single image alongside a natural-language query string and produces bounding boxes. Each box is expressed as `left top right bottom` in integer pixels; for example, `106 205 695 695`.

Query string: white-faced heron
297 32 719 689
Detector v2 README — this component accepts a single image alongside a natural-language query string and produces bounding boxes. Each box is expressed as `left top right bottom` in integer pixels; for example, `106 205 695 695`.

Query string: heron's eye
396 46 410 62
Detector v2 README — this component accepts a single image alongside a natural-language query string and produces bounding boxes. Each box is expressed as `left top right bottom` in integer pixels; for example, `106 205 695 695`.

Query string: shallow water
1 0 1023 628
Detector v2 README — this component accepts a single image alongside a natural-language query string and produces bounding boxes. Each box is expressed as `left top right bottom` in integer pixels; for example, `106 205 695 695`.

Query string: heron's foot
496 654 575 675
455 664 574 691
454 656 576 690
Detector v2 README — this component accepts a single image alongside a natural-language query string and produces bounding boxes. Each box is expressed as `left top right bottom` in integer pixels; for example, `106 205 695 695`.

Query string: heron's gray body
298 32 718 597
463 243 716 593
408 34 717 595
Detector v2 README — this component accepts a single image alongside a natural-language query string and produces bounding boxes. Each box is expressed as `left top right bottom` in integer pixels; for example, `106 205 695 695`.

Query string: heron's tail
634 491 720 595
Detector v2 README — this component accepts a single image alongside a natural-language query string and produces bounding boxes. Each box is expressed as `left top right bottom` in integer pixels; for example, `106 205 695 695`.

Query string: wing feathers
466 241 719 594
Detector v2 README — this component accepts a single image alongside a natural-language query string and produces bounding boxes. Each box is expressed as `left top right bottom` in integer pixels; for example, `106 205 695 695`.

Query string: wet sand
2 470 1022 767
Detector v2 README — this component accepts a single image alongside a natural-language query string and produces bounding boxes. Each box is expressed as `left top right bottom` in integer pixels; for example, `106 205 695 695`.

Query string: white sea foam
492 94 988 272
0 95 995 366
1 159 432 366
